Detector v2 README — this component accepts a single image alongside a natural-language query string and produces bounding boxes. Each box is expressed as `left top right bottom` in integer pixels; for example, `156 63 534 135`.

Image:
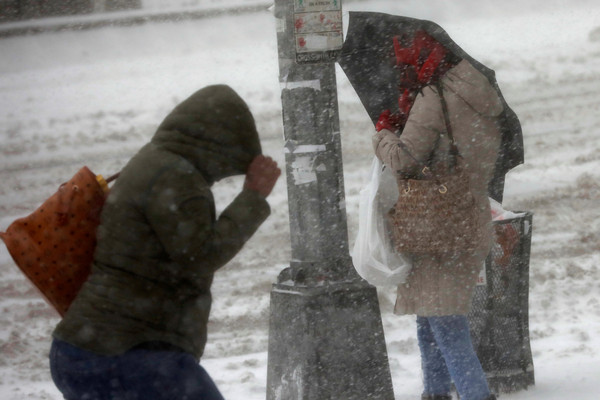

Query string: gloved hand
376 110 403 133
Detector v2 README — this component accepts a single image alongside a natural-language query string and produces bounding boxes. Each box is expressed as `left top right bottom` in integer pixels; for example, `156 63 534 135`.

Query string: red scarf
376 30 456 134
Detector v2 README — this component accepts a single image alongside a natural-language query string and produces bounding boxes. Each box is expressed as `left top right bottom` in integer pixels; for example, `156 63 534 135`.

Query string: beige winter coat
373 60 503 316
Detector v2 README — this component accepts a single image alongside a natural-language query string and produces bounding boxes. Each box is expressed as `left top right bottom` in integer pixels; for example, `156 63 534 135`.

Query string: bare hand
243 155 281 198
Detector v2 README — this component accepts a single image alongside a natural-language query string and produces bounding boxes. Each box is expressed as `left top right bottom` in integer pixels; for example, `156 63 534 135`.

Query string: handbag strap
106 172 120 183
436 82 461 166
395 83 460 175
396 141 429 173
106 171 121 183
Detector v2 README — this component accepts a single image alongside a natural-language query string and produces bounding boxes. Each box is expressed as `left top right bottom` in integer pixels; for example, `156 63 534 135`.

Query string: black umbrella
338 12 523 201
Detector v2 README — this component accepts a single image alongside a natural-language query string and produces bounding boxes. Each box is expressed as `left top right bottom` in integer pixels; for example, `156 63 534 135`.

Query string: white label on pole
296 32 342 53
275 16 286 33
291 155 318 185
284 144 327 154
280 79 322 91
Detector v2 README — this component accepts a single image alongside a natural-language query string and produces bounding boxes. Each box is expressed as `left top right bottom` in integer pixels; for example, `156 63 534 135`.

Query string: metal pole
276 7 350 285
266 1 395 398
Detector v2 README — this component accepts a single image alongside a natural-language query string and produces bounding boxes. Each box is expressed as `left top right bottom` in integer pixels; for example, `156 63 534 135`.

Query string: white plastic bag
351 157 411 286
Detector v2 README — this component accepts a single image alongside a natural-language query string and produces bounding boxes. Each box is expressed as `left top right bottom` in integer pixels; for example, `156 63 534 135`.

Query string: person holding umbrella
340 14 523 400
375 31 500 400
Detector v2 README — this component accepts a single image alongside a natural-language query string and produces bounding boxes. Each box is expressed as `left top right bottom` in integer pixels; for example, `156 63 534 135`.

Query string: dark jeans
50 339 225 400
417 315 491 400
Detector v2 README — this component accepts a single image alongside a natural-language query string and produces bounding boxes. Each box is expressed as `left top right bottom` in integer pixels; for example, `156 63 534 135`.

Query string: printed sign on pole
294 0 343 63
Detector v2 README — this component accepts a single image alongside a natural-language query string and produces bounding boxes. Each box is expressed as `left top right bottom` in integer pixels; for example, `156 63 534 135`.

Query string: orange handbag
0 166 118 317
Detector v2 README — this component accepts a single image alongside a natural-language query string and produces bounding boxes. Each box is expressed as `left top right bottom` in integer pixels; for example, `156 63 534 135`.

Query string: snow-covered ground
1 0 599 399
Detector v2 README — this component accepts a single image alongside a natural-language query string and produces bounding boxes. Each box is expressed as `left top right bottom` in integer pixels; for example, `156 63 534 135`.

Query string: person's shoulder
443 60 504 117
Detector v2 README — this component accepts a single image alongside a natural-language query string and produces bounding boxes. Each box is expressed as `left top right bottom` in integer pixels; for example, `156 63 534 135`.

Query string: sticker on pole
294 0 343 63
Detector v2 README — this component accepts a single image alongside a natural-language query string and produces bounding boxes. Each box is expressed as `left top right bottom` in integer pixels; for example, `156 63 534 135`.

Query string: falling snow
1 1 599 399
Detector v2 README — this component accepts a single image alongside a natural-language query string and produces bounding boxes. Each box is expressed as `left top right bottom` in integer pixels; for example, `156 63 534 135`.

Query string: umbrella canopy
338 12 524 200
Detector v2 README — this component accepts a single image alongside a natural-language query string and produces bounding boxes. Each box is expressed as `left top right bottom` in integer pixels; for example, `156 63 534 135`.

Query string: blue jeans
50 339 225 400
417 315 491 400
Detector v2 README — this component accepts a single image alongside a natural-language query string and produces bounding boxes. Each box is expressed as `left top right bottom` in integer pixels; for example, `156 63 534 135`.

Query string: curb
0 3 272 38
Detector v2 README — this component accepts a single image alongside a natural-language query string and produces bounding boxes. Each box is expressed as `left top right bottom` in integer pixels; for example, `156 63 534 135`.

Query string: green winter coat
53 85 270 359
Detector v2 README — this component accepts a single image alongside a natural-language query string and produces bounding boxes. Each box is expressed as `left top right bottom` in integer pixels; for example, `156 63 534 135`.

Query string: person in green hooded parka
50 85 281 400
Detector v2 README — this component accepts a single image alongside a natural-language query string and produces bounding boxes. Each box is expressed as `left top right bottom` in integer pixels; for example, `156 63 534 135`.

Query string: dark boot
484 396 497 400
